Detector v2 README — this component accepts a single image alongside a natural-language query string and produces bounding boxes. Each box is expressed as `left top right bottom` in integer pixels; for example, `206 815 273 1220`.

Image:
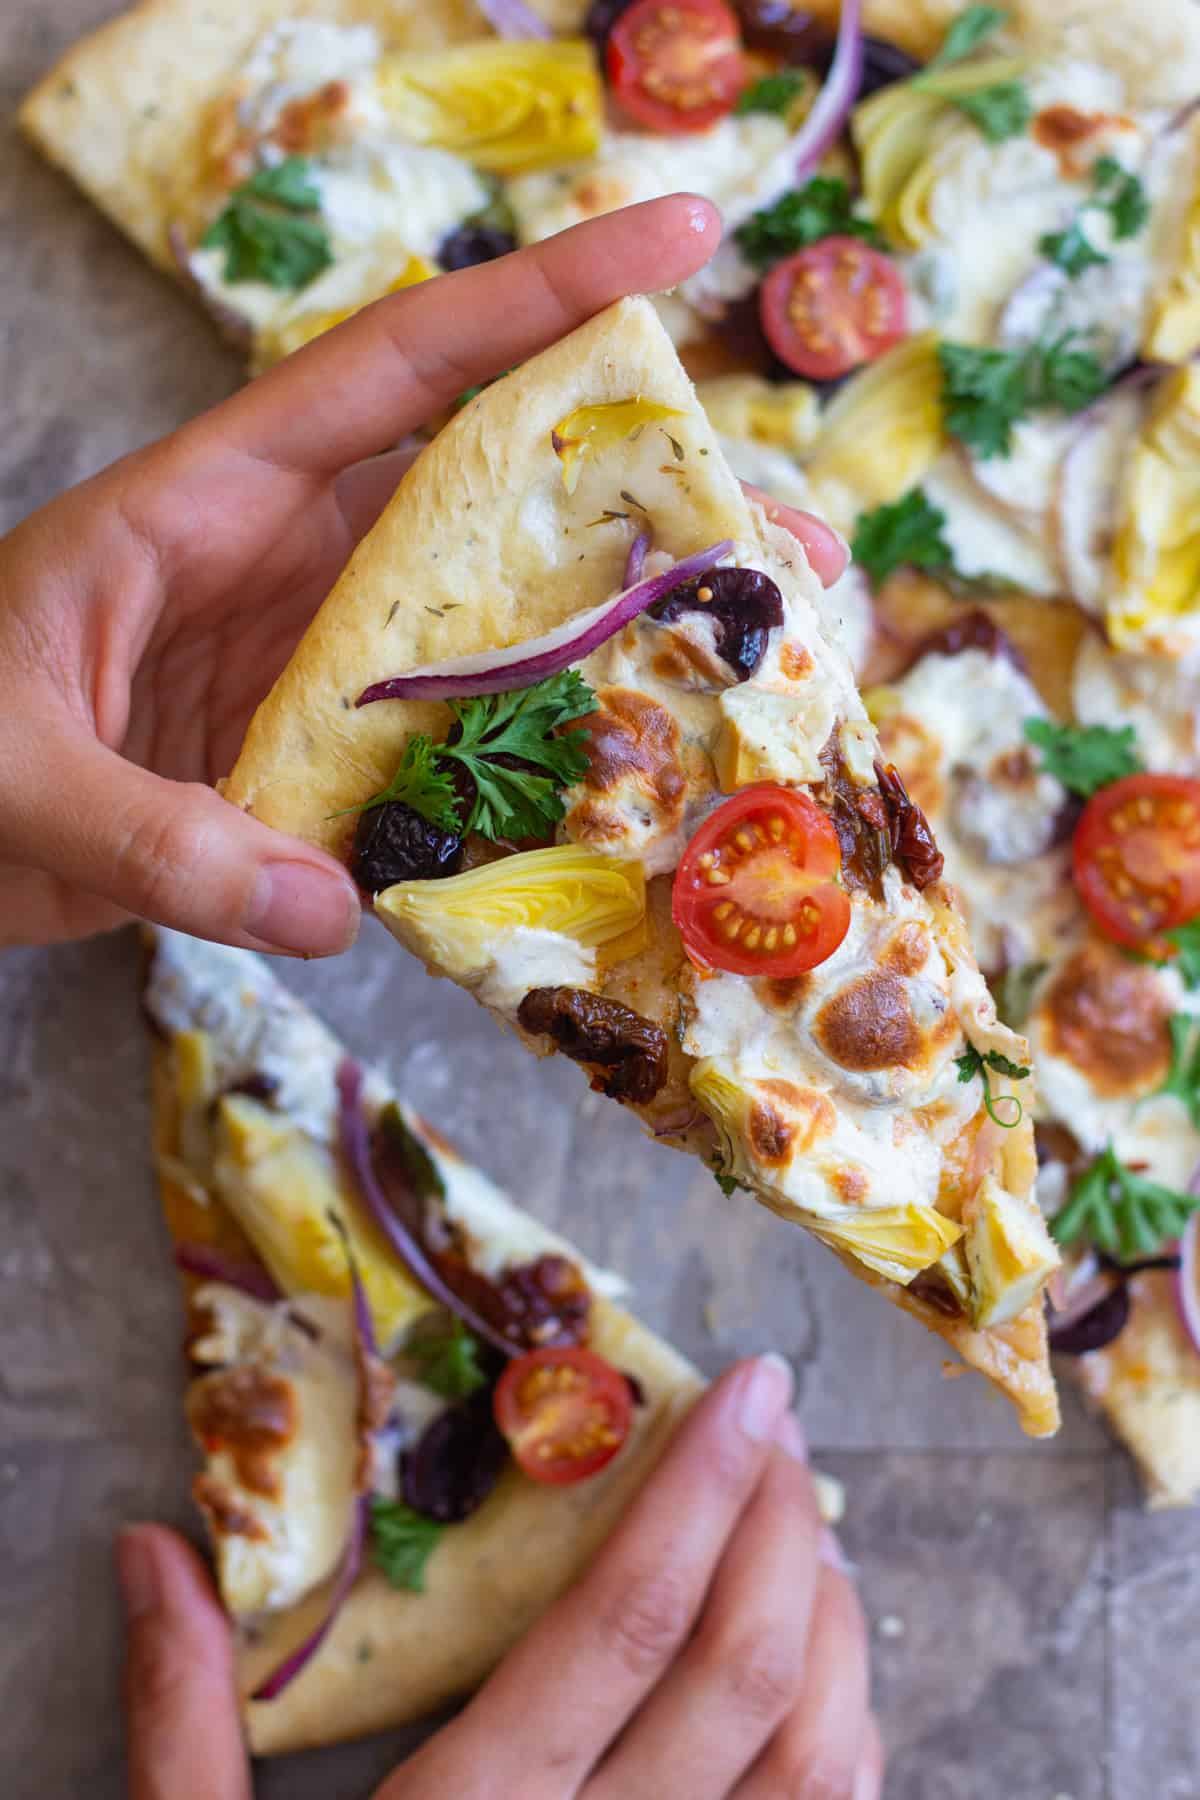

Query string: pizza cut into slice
146 925 783 1753
222 294 1061 1435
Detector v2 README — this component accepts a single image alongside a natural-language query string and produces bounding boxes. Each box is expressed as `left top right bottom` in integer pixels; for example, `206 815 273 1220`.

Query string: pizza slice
220 293 1060 1434
147 924 782 1753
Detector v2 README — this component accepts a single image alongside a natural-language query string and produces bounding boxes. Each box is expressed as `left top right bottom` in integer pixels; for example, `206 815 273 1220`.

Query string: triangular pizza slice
223 295 1061 1435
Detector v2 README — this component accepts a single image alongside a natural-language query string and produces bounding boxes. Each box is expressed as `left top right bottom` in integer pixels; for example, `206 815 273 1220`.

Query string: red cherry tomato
672 784 851 976
759 237 909 380
608 0 745 134
1072 774 1200 950
493 1346 633 1486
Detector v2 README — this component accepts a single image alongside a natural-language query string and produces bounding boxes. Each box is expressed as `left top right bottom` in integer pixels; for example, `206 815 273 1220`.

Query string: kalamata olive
401 1388 508 1523
858 34 923 98
653 565 785 681
585 0 637 52
351 800 463 894
1048 1282 1131 1356
733 1 833 62
437 224 517 271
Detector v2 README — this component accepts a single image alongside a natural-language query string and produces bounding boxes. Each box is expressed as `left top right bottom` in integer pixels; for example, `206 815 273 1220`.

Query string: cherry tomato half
493 1346 633 1486
1073 773 1200 951
673 784 851 976
760 237 909 381
608 0 745 134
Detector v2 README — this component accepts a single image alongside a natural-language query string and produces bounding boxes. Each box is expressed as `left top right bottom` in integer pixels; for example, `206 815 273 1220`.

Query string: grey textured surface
2 4 1198 1797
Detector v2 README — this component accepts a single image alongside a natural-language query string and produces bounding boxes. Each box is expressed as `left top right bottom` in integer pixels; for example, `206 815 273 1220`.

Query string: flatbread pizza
146 926 785 1753
219 292 1061 1436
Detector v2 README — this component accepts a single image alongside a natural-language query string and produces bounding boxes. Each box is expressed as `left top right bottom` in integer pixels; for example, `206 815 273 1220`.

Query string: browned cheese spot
831 1165 869 1208
1033 104 1132 176
750 1079 837 1167
187 1366 297 1501
815 971 923 1072
192 1473 269 1541
780 641 814 681
569 687 687 847
1042 939 1172 1099
882 921 931 979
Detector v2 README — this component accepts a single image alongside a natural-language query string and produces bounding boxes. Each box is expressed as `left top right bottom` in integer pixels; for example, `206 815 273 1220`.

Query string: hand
118 1357 880 1800
0 196 846 955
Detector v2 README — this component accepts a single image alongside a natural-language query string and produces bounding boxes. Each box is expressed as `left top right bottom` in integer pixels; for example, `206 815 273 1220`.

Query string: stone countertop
2 6 1198 1797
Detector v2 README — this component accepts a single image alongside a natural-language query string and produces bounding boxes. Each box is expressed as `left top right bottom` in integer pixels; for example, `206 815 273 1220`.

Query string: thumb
118 1525 252 1800
2 727 360 955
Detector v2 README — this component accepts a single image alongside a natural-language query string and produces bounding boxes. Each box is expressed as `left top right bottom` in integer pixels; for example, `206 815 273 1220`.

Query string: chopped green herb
408 1318 487 1399
1023 718 1141 798
851 488 953 588
1164 919 1200 990
711 1159 745 1198
1039 219 1107 279
369 1498 442 1592
734 176 884 271
1050 1143 1200 1261
201 156 332 290
1156 1013 1200 1127
335 732 461 831
951 80 1031 143
1092 154 1150 241
923 3 1007 70
955 1043 1030 1128
938 332 1109 458
990 961 1048 1032
735 69 810 117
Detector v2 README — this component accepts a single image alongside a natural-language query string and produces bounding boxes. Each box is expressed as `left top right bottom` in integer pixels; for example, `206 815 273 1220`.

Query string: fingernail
819 1527 853 1577
739 1352 793 1441
117 1526 161 1623
246 862 360 956
773 1410 808 1463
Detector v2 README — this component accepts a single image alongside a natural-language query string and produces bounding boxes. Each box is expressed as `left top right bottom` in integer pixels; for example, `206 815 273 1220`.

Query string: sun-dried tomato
875 760 945 890
518 987 669 1104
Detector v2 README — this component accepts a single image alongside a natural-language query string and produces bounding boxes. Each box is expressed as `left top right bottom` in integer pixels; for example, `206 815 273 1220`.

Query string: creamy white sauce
475 927 596 1013
1071 634 1200 775
922 451 1061 595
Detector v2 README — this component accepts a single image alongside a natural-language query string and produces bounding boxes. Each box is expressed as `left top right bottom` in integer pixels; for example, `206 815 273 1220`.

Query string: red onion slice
174 1243 280 1303
336 1059 516 1358
1176 1213 1200 1359
793 0 863 179
624 531 650 589
356 541 734 705
475 0 553 38
252 1493 370 1701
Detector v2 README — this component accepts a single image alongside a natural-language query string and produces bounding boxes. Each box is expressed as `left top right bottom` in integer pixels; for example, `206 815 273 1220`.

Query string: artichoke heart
810 1205 965 1286
802 334 944 530
375 844 647 984
1111 366 1200 640
551 397 687 494
962 1172 1060 1329
375 40 602 174
695 375 821 454
212 1095 430 1348
689 1059 756 1190
1143 166 1200 364
259 253 437 366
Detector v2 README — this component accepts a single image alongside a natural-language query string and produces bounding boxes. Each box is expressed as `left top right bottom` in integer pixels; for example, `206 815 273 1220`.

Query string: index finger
447 1355 796 1795
218 194 721 476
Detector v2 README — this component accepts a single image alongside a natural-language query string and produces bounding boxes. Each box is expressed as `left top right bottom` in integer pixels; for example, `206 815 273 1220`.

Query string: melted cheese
877 647 1077 969
1072 630 1200 776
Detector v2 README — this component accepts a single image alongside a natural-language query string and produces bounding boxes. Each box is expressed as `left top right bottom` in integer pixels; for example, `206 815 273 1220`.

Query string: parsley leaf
1156 1014 1200 1127
851 489 954 588
1092 154 1150 240
407 1318 487 1399
1039 219 1107 279
344 733 462 833
201 156 332 290
369 1498 442 1592
735 69 811 117
1050 1143 1200 1261
951 80 1031 143
734 177 884 270
938 332 1108 458
955 1043 1031 1128
1022 717 1141 798
711 1158 747 1198
1164 919 1200 990
924 3 1007 70
441 670 596 842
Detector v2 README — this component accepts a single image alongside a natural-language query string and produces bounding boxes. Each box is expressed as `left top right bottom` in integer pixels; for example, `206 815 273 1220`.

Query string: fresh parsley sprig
349 670 597 844
734 177 885 270
1039 219 1108 280
1163 920 1200 990
408 1319 487 1399
913 6 1030 143
851 489 954 588
922 3 1007 69
1039 154 1150 278
938 332 1109 458
369 1497 442 1592
201 157 332 290
1156 1013 1200 1127
1050 1143 1200 1261
1023 718 1142 798
955 1043 1031 1128
735 69 811 118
